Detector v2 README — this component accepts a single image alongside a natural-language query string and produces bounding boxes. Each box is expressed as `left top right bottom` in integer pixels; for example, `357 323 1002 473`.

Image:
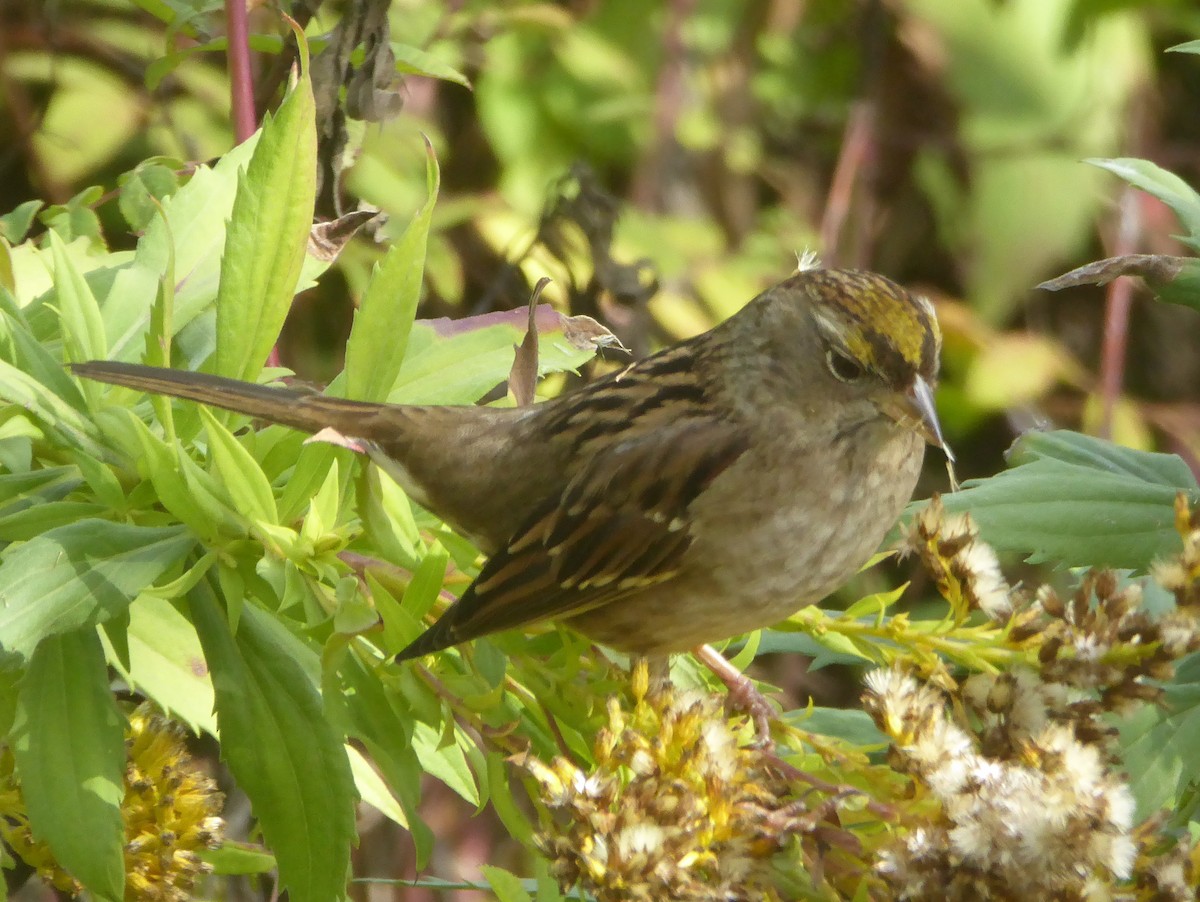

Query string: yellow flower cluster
0 703 224 900
518 496 1200 900
518 660 843 901
0 744 81 895
123 704 225 901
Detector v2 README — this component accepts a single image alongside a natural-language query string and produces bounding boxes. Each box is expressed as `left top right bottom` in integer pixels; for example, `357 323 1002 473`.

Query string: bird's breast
569 421 925 655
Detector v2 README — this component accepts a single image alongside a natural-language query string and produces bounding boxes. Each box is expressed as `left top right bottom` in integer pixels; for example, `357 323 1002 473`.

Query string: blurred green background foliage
5 0 1200 898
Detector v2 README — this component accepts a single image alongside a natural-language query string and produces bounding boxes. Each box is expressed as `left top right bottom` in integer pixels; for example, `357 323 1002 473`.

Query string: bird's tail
69 361 388 436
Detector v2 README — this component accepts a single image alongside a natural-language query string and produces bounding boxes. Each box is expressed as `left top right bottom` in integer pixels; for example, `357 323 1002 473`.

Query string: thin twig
819 102 875 266
1097 186 1141 439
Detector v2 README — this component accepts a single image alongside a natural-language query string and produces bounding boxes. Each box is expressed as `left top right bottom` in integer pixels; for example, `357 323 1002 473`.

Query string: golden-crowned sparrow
72 266 946 661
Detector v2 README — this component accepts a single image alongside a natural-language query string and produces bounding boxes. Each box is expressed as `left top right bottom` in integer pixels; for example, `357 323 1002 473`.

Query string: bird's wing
395 418 749 659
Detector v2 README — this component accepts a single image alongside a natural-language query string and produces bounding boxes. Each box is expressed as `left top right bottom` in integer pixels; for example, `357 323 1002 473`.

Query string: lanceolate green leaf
938 430 1198 571
199 406 278 525
107 138 258 364
1087 157 1200 249
0 357 108 460
214 65 317 384
188 577 356 902
343 140 439 402
49 230 108 366
0 291 88 409
114 594 214 735
390 309 607 405
0 520 195 661
11 630 126 901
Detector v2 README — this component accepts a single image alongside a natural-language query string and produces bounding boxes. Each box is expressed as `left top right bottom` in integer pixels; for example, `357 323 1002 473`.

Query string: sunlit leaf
344 140 438 402
199 407 278 525
188 579 356 902
1087 157 1200 249
11 630 125 900
214 62 317 383
937 430 1197 570
0 520 194 661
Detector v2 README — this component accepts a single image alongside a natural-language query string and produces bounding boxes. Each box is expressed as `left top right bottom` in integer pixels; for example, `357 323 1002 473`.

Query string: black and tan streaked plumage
71 266 947 660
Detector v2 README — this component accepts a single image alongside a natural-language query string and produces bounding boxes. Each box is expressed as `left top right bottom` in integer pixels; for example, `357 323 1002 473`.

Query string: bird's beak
883 376 955 464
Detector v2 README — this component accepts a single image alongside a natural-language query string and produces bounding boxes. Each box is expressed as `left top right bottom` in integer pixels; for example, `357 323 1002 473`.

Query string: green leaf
0 295 86 408
392 309 605 405
412 720 478 806
144 187 177 446
188 578 356 902
39 186 104 248
1087 158 1200 249
72 448 127 512
0 500 106 543
0 200 43 244
117 161 182 233
215 60 317 383
11 630 125 901
481 865 534 902
48 230 108 365
343 140 439 402
1006 430 1196 486
199 407 279 524
277 438 339 523
330 652 433 864
0 239 12 297
0 520 194 662
300 457 341 543
126 414 238 539
938 430 1197 570
346 745 408 827
0 466 80 510
391 42 472 89
783 706 888 747
1118 670 1200 817
486 751 534 847
110 594 215 735
381 544 448 653
753 630 867 670
107 138 258 364
0 357 107 459
202 840 277 876
357 466 421 568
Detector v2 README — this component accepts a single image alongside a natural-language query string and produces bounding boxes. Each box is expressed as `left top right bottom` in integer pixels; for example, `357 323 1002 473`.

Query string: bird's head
753 265 951 460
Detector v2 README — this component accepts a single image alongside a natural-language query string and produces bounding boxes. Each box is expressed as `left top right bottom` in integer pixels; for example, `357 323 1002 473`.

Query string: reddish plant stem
629 0 694 210
819 102 875 267
1097 187 1141 439
225 0 257 143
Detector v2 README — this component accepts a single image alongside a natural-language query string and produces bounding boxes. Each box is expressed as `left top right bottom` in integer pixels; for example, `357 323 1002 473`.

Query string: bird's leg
693 643 776 747
643 654 672 694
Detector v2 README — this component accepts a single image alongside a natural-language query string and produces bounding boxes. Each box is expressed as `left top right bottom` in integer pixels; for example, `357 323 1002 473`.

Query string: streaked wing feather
395 419 748 659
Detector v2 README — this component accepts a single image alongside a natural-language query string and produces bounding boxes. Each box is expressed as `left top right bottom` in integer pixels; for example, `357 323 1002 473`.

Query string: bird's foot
692 643 777 749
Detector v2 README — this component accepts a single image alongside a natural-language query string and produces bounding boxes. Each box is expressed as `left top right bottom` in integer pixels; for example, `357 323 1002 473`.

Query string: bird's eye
826 349 865 383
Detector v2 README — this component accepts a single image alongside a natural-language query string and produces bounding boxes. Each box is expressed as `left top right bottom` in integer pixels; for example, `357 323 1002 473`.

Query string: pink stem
1097 187 1141 439
225 0 256 143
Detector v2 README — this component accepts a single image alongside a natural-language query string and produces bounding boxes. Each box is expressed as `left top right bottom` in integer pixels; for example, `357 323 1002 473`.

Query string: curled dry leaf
307 210 380 261
508 277 553 407
1038 254 1190 290
562 314 629 353
1040 254 1200 313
